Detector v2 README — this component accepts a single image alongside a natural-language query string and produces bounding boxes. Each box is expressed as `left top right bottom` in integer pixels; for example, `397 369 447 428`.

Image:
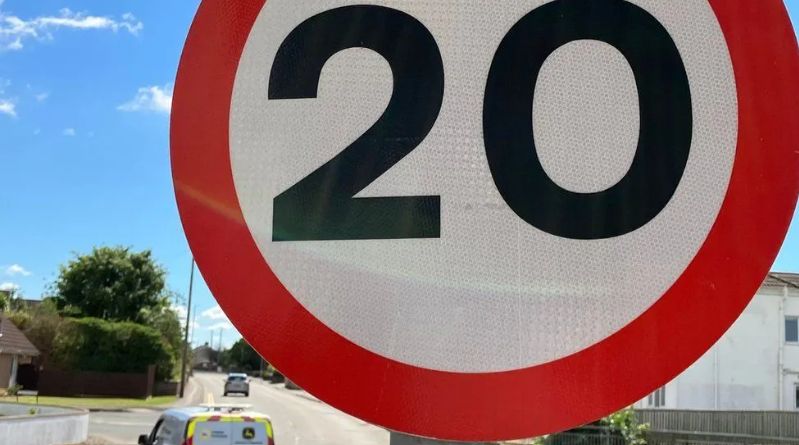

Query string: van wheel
223 392 227 396
244 392 249 397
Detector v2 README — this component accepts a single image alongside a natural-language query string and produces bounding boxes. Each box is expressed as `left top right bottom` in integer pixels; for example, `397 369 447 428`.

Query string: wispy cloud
201 305 228 321
4 264 31 277
35 92 48 102
0 282 19 292
0 78 12 117
118 84 172 114
0 98 15 117
172 303 188 320
199 306 237 333
0 6 143 52
205 321 235 331
62 128 75 136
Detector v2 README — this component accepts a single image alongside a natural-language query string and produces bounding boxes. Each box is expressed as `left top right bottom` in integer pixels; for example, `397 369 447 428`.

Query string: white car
224 373 250 397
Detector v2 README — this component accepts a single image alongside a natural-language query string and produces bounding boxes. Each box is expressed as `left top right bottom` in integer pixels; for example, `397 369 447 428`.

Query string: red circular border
171 1 799 440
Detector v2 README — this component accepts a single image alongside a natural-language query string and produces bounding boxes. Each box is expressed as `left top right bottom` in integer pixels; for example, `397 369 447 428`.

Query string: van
138 405 274 445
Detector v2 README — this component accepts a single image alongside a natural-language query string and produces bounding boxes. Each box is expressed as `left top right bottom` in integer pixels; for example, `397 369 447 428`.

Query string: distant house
636 272 799 411
14 299 42 311
0 315 40 389
192 343 219 370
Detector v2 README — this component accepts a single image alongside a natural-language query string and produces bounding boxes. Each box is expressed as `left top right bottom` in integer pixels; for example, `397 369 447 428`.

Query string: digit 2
269 5 445 242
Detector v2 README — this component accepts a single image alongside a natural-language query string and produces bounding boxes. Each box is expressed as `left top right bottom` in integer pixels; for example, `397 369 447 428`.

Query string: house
636 272 799 411
0 315 40 390
192 343 219 370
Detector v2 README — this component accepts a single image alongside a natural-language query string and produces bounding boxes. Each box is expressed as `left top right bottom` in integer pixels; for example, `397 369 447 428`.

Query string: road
89 372 389 445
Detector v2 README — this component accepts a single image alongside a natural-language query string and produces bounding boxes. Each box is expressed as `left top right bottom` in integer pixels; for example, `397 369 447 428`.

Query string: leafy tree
0 290 9 312
220 339 263 372
51 247 169 323
140 303 184 360
51 317 176 380
5 299 64 366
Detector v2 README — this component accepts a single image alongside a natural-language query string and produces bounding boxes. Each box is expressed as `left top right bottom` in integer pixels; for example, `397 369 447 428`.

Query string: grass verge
3 395 177 410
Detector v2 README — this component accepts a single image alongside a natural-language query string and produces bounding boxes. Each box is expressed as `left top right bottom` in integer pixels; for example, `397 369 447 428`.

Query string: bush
51 317 176 380
602 408 649 445
6 384 22 396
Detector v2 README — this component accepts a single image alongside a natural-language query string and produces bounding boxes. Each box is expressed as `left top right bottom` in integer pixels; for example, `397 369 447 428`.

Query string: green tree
0 290 10 311
5 299 64 366
51 247 169 323
220 339 263 372
140 303 184 361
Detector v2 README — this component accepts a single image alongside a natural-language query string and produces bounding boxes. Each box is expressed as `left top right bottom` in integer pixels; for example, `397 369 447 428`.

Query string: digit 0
484 0 692 240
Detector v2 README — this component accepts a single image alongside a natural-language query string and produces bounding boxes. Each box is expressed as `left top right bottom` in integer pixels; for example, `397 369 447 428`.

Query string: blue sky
1 1 798 349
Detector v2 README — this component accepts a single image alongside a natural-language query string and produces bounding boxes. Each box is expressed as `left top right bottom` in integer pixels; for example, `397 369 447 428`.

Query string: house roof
763 272 799 290
0 315 40 357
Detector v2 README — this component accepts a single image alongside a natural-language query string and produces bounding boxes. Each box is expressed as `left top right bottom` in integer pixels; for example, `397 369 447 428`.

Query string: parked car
138 405 274 445
224 372 250 397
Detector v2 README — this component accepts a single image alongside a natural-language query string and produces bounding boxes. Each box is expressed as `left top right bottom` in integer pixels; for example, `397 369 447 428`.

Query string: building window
786 317 799 343
795 385 799 410
648 386 666 408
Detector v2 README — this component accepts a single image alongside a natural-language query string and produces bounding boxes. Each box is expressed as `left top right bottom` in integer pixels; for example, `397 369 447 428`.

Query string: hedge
51 317 176 381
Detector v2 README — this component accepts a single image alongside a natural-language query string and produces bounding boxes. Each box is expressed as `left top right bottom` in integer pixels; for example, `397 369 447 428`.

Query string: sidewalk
251 377 321 404
171 376 203 408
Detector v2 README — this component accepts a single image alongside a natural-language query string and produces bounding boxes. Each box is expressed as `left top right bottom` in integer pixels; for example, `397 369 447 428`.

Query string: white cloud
0 80 15 117
205 321 235 331
200 306 238 335
4 264 31 277
63 128 75 136
5 37 21 51
201 305 229 321
0 98 15 117
0 7 143 51
35 92 48 102
171 303 188 320
118 84 172 114
0 282 19 292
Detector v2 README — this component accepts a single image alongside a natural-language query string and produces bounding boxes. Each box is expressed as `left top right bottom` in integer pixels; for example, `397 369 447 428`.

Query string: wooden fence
504 411 799 445
38 366 157 398
636 409 799 440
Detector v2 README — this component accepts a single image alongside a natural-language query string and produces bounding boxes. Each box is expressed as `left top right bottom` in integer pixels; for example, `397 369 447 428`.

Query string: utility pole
179 258 195 398
190 307 198 344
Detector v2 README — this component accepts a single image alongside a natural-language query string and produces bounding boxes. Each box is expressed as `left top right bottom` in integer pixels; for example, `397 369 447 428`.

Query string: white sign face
229 0 737 372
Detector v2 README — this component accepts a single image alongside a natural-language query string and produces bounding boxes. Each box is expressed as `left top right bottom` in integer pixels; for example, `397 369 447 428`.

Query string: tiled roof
763 272 799 289
0 315 40 357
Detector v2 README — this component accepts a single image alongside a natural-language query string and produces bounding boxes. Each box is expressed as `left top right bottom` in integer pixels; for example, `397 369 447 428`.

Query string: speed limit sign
172 0 799 440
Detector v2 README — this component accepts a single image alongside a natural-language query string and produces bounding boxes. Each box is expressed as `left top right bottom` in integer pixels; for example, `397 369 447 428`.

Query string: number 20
269 0 692 242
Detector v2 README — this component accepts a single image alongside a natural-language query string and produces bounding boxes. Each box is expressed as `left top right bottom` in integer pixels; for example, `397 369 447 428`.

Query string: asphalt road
89 372 389 445
89 409 161 444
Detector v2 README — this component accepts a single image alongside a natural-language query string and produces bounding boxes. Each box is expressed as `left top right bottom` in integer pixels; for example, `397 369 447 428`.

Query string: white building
636 272 799 411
